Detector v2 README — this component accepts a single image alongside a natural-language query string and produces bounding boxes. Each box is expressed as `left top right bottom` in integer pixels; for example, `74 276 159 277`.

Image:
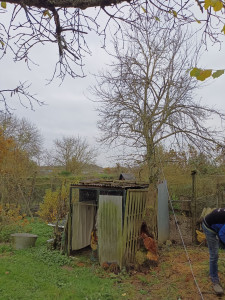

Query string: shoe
213 283 224 295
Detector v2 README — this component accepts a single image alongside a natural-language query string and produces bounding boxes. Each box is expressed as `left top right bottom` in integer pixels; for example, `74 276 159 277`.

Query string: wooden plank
122 190 148 265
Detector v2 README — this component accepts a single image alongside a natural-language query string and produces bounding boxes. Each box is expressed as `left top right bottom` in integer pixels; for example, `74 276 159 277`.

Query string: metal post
67 186 73 256
191 170 197 243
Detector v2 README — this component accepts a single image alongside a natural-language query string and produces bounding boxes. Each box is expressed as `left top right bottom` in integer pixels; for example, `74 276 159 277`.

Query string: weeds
33 246 72 267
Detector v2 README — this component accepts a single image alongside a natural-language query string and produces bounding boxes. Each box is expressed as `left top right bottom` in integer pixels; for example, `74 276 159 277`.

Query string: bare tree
52 135 97 173
91 16 225 183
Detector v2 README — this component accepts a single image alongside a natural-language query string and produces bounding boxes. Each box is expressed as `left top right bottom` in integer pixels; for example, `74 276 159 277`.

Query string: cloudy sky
1 5 224 167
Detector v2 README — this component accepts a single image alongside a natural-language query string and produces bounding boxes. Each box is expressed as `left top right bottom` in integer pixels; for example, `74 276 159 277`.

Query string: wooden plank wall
122 189 147 265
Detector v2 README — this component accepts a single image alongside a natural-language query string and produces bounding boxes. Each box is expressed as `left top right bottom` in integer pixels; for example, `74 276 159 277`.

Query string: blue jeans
202 222 220 283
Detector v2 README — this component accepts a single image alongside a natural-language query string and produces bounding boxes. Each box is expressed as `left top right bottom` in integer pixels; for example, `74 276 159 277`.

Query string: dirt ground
124 244 225 300
125 214 225 300
125 214 225 299
77 243 225 300
74 214 225 299
169 214 193 245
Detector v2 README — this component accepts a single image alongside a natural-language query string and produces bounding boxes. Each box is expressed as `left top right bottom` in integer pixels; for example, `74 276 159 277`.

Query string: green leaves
212 70 225 78
190 68 225 80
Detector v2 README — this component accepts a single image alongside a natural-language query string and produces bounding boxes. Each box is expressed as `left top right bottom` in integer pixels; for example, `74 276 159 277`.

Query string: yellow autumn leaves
1 2 6 9
190 68 224 81
196 230 206 243
204 0 224 11
204 0 225 34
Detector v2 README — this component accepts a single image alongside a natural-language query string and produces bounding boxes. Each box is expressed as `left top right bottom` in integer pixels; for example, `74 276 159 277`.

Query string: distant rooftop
119 173 136 181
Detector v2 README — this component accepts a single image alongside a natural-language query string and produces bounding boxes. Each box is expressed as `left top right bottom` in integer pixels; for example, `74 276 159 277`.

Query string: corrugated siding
122 189 147 265
98 195 123 267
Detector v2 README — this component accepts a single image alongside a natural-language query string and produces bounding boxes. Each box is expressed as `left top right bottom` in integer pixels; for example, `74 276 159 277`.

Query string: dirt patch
61 265 74 271
124 245 225 299
169 214 193 245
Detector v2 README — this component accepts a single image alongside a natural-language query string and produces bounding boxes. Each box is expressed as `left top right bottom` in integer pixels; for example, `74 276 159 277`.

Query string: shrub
0 204 30 242
38 183 69 222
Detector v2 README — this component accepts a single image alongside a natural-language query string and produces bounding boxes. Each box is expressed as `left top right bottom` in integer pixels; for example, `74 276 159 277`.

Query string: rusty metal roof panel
70 180 149 190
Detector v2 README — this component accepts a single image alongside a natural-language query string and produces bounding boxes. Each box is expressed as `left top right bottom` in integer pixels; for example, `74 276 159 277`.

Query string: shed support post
191 170 197 244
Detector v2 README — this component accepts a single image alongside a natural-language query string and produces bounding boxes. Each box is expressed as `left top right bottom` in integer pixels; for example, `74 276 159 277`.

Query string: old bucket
11 233 38 249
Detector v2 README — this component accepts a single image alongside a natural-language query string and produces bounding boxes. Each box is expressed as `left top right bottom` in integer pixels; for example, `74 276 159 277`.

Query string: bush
0 204 30 242
38 183 69 222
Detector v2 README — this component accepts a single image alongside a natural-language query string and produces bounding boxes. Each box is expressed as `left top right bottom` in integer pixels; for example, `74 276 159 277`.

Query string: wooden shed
67 180 150 268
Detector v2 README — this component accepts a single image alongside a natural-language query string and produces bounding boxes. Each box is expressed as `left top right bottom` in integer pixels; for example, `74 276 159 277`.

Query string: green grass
0 251 120 299
1 218 221 300
0 219 125 300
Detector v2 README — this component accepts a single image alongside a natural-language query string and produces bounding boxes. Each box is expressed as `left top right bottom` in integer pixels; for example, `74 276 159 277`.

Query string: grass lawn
1 219 225 299
0 219 129 300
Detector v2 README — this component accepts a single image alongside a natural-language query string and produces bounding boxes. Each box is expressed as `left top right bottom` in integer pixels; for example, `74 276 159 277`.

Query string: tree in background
215 142 225 171
91 16 225 183
0 126 13 168
0 114 43 215
0 113 43 162
52 135 97 174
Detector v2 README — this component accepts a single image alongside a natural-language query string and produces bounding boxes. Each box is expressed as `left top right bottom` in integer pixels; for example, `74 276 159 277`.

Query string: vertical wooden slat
122 189 148 266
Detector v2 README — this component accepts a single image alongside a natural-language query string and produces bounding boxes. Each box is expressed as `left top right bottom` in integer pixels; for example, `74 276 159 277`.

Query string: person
202 208 225 295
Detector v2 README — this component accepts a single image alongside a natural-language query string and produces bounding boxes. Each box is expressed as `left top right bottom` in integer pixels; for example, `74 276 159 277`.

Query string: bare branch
0 82 44 113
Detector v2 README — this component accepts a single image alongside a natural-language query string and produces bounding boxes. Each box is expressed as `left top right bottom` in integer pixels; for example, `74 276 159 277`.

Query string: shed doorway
98 195 123 266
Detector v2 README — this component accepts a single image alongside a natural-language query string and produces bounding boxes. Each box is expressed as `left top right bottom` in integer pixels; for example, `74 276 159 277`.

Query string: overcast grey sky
1 6 224 167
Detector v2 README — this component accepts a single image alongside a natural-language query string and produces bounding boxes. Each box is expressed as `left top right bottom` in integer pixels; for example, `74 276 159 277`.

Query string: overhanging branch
3 0 127 10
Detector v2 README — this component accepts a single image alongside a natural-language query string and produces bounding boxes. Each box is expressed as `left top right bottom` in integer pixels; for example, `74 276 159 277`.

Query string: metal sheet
98 195 123 266
71 202 96 250
157 180 169 244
